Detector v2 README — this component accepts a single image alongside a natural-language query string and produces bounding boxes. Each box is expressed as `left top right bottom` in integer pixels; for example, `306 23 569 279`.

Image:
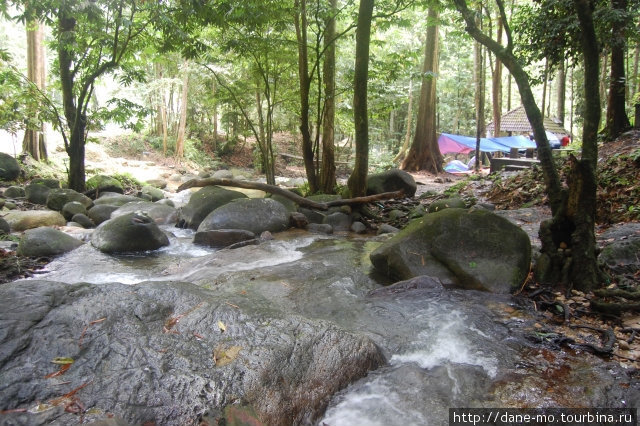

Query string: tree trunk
491 16 503 137
401 6 442 174
603 0 631 140
295 0 320 193
541 58 548 119
175 60 189 159
556 60 566 125
22 20 47 161
212 79 218 152
393 79 413 163
348 0 374 197
473 7 484 171
320 0 337 194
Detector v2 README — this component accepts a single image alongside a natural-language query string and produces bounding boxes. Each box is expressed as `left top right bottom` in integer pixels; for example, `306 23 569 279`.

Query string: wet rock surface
0 279 384 425
91 212 170 253
197 198 290 235
177 186 247 230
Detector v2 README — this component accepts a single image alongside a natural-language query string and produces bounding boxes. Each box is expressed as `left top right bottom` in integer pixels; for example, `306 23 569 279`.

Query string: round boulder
62 201 88 221
366 169 417 198
87 204 120 225
370 208 531 293
25 183 51 205
0 217 10 234
17 227 84 257
86 175 124 194
140 186 164 202
93 193 141 206
0 153 20 181
91 212 170 254
71 213 95 229
46 189 93 211
177 186 247 230
428 197 466 213
145 179 167 189
197 198 290 235
3 186 25 199
111 201 178 225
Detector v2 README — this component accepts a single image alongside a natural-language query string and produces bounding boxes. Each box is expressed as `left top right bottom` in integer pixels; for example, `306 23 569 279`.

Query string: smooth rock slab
3 210 66 232
0 280 383 425
198 198 290 235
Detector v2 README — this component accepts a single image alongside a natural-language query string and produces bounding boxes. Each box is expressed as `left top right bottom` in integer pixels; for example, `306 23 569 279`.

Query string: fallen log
177 178 405 211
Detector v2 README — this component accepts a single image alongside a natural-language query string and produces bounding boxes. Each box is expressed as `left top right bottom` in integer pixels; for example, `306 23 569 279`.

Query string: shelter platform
490 157 540 173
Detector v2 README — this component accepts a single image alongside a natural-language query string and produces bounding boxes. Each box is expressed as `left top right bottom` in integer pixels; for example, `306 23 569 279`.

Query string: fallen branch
177 178 405 210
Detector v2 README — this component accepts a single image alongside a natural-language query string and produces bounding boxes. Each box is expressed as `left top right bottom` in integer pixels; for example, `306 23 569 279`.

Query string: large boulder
197 198 290 235
91 212 170 253
0 280 383 425
140 185 165 202
93 193 141 207
598 222 640 274
46 188 93 211
111 201 178 225
366 169 417 198
177 186 247 230
3 210 66 232
0 152 20 181
16 227 84 257
370 208 531 293
61 201 88 221
86 174 124 194
3 185 25 199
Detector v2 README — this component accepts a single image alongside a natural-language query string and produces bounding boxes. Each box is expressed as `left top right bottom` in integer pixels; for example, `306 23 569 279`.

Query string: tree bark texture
175 61 189 159
491 17 503 137
348 0 374 197
23 20 47 161
393 79 413 163
556 60 566 125
320 0 338 194
401 6 442 174
603 0 631 140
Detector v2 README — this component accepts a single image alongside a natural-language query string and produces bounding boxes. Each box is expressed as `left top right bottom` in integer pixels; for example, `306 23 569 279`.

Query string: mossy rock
86 174 124 194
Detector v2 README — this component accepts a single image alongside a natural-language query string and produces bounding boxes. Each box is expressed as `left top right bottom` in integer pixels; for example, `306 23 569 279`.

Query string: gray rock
377 224 400 235
93 193 141 207
269 193 298 212
198 198 290 235
71 213 95 229
428 197 467 213
323 212 352 232
3 210 66 231
0 152 20 181
86 174 124 194
25 182 51 205
194 229 256 249
61 201 88 221
212 169 234 179
598 223 640 274
290 212 309 229
299 207 327 224
0 280 383 425
366 169 417 197
370 208 531 293
91 212 170 253
3 185 25 198
111 201 178 225
409 204 427 219
177 186 247 230
140 185 165 202
145 179 167 189
156 198 175 207
351 221 367 234
31 178 60 189
87 204 120 225
46 188 93 211
0 217 10 234
16 226 83 257
307 223 333 234
3 201 16 210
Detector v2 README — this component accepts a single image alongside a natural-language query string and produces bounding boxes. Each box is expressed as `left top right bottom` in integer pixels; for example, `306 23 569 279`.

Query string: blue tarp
438 133 511 155
444 160 470 173
489 135 537 150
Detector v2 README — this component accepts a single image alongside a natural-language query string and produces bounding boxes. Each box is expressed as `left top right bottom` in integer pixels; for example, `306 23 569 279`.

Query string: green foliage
111 172 142 192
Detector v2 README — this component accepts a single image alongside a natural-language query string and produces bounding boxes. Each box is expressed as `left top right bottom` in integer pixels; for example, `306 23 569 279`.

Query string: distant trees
22 19 47 161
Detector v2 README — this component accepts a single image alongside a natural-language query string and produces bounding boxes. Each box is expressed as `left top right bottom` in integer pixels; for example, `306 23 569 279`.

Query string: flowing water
30 224 636 424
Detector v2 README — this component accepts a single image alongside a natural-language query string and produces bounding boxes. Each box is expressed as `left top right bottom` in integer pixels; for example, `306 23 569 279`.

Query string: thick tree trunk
23 20 47 161
401 6 442 174
393 79 413 163
473 10 484 171
603 0 631 140
348 0 374 197
320 0 337 194
175 61 189 159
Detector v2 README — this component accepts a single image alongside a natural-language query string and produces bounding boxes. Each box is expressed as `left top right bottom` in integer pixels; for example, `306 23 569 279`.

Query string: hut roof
486 105 570 136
